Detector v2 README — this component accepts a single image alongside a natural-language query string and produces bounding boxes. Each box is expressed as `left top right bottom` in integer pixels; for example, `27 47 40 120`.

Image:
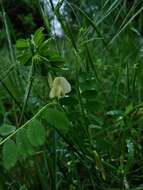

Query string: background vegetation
0 0 143 189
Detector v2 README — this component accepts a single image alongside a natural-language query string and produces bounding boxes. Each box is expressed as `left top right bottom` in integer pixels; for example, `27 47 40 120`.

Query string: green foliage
41 107 70 132
16 128 35 157
16 27 65 75
0 104 70 171
2 139 18 170
16 39 29 49
33 27 45 47
27 119 46 147
0 124 16 136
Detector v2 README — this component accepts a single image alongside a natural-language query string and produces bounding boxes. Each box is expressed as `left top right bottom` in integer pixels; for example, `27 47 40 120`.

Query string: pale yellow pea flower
49 77 71 98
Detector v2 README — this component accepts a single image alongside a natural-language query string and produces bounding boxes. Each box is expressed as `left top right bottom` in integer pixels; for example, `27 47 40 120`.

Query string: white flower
49 77 71 98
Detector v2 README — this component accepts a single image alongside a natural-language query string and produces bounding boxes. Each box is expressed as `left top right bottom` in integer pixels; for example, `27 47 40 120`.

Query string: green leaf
92 150 106 180
27 119 46 147
42 108 70 132
18 52 32 65
16 39 29 49
33 27 45 46
2 139 18 170
45 51 65 66
0 124 16 136
49 55 65 66
38 39 51 56
124 103 134 116
16 128 35 157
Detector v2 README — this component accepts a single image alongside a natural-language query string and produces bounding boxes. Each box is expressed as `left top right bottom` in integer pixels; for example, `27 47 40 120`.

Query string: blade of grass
109 6 143 45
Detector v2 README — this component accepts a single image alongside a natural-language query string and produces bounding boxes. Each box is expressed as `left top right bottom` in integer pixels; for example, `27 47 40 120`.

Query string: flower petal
49 77 71 98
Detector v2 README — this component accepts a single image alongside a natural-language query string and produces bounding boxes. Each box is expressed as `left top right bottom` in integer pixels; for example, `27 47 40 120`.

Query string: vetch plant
1 0 143 189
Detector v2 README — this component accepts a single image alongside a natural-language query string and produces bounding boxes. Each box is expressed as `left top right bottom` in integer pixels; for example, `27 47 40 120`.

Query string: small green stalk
18 50 34 125
1 2 15 64
51 99 59 190
52 128 57 190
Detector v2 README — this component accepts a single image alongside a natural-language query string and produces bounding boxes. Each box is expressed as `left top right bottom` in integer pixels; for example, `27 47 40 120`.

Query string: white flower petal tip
49 77 71 98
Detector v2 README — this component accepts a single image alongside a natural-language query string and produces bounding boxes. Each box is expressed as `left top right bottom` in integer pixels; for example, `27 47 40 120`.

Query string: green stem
1 1 24 96
1 4 15 64
74 51 89 138
0 102 56 146
18 38 36 125
85 44 100 82
18 61 34 125
52 129 57 190
37 0 51 34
